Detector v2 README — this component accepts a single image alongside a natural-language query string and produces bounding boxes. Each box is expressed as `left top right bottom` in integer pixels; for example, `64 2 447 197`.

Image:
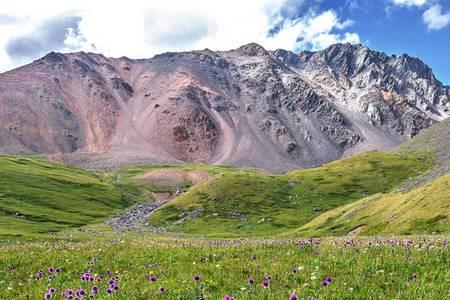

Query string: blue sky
0 0 448 84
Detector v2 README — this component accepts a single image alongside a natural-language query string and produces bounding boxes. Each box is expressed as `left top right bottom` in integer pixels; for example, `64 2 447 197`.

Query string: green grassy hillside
0 157 253 241
0 156 135 241
149 151 433 237
397 118 450 166
295 172 450 236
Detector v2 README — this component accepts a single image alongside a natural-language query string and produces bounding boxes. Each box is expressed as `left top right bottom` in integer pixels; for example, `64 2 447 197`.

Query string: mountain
275 43 450 156
0 43 448 171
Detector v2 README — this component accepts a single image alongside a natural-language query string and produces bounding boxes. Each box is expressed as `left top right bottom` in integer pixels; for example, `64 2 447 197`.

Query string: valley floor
0 236 448 299
0 151 449 299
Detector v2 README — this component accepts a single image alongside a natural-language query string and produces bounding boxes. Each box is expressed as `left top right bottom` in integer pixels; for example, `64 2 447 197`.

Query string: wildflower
44 294 51 300
262 280 270 288
266 274 272 280
194 275 200 282
159 286 165 293
113 285 119 291
55 268 61 273
106 288 112 294
411 273 417 279
91 285 99 294
322 280 328 287
290 293 298 300
48 268 54 273
48 287 56 294
247 277 255 285
326 276 333 282
149 276 157 283
222 296 235 300
65 289 73 295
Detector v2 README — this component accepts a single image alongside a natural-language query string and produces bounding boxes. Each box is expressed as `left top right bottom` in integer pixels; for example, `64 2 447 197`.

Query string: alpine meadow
0 0 449 299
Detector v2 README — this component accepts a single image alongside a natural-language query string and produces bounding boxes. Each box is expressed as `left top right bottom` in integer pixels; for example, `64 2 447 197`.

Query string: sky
0 0 449 84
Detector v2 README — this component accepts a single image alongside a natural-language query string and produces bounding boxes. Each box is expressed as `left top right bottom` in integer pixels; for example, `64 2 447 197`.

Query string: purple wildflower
194 275 200 282
247 277 255 285
91 285 98 294
48 287 56 294
44 294 51 300
159 286 165 293
322 280 328 287
412 273 417 279
262 280 270 288
149 276 157 283
290 293 298 300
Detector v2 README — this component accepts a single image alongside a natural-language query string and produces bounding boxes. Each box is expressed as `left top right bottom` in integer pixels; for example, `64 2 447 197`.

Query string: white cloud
0 0 359 72
265 10 360 51
423 5 450 30
391 0 428 7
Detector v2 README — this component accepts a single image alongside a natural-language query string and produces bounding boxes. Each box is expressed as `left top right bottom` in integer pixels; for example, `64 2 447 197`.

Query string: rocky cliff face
275 43 449 156
0 43 448 171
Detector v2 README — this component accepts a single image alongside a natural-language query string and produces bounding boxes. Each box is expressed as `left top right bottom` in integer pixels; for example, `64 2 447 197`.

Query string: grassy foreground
0 237 448 299
149 152 433 236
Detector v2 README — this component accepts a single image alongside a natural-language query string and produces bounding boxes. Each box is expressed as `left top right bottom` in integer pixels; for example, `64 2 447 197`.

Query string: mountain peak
38 51 67 64
234 42 268 56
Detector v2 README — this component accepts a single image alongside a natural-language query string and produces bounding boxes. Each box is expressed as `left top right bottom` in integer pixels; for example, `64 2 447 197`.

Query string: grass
0 237 448 299
149 151 434 237
0 156 137 241
0 156 266 241
397 117 450 166
0 152 448 299
293 172 450 237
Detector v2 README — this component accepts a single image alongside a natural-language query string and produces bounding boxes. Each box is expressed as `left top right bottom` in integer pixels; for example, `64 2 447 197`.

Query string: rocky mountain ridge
0 43 448 171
